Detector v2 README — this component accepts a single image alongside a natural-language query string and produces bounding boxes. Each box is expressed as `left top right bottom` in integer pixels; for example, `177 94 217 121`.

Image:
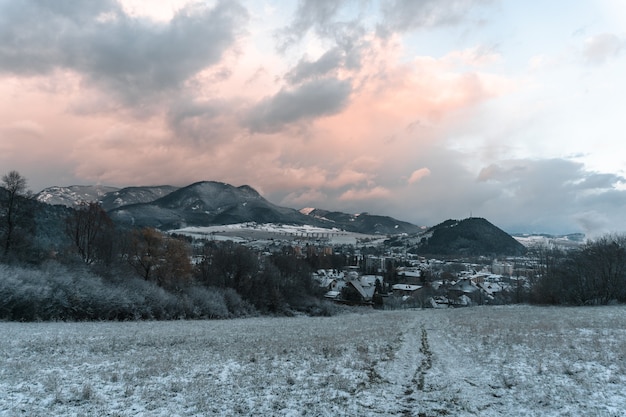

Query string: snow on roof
319 278 337 288
347 280 375 300
392 284 422 292
450 279 478 293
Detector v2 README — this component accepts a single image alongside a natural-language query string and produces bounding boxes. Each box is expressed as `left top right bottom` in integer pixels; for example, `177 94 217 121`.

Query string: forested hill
416 217 527 256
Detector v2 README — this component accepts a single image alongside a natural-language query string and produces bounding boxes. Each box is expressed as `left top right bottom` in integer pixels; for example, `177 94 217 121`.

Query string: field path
365 314 505 417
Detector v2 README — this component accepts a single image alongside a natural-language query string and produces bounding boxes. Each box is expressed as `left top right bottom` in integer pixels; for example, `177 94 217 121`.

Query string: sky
1 0 625 235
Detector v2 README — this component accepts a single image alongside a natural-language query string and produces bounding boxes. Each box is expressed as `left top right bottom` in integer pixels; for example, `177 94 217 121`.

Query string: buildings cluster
312 256 529 308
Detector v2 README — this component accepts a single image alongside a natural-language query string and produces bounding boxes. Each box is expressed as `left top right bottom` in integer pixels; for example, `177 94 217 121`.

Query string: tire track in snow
400 325 438 417
366 318 441 416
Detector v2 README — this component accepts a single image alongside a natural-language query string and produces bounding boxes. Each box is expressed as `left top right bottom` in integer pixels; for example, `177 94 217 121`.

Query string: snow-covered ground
170 223 385 245
1 305 625 416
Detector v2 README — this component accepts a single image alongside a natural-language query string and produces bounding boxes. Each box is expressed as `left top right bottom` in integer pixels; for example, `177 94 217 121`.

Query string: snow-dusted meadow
169 223 385 246
1 305 625 416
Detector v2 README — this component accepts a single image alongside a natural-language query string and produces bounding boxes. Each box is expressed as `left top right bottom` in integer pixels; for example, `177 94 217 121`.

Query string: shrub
0 262 256 321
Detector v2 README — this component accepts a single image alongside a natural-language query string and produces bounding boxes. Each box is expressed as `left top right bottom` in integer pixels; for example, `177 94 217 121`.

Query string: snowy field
1 305 625 416
169 223 384 246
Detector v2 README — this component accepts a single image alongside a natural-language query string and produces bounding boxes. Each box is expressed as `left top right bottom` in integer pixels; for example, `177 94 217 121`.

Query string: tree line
529 235 626 305
0 171 337 320
3 169 626 320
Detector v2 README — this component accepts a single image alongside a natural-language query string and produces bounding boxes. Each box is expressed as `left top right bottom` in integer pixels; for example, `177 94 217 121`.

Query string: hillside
415 217 527 256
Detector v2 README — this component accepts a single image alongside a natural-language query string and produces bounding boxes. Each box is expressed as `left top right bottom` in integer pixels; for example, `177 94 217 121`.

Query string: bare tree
65 202 114 265
0 170 29 258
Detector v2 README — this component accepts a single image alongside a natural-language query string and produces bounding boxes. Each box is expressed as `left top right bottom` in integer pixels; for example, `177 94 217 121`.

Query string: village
174 222 541 309
312 254 531 309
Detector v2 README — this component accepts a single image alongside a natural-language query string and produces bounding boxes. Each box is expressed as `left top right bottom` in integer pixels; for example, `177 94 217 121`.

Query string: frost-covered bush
0 263 256 321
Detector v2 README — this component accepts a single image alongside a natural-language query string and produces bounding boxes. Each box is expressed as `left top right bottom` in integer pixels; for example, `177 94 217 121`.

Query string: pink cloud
280 189 328 207
339 186 392 201
408 168 431 184
0 18 517 202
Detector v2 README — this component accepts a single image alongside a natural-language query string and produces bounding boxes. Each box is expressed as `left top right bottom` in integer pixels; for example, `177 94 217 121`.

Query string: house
449 278 479 295
341 280 376 304
492 259 514 275
360 274 383 287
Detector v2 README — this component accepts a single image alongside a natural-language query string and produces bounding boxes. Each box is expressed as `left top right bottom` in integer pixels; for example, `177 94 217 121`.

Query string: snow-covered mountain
36 185 119 207
36 181 423 235
35 185 179 210
108 181 322 230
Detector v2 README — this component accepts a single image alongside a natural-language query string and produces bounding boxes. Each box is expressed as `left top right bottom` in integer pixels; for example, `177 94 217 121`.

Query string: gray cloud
266 153 626 236
166 97 221 138
474 159 626 234
377 0 492 36
285 48 344 84
275 0 346 52
245 78 352 133
0 0 248 104
573 172 623 190
583 33 623 64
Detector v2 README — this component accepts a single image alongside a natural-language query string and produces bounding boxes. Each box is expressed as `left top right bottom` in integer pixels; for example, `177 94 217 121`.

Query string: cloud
285 48 345 84
339 186 392 201
583 33 623 64
275 0 347 51
244 78 352 133
573 172 623 190
474 158 626 234
280 189 328 207
377 0 492 36
0 120 45 140
573 211 611 237
408 168 431 184
0 0 248 105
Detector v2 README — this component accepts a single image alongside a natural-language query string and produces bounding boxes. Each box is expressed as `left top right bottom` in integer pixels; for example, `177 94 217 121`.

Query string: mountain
415 217 527 256
300 208 424 235
35 185 179 210
36 181 424 235
36 185 119 207
99 185 179 211
109 181 323 230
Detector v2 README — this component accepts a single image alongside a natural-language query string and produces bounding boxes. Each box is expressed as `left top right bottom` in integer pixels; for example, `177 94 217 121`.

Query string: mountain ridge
27 183 532 255
35 181 424 235
108 181 326 230
299 207 424 235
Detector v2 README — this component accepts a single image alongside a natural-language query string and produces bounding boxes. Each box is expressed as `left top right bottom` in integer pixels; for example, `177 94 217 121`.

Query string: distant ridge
300 208 424 235
35 180 424 235
99 185 179 211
